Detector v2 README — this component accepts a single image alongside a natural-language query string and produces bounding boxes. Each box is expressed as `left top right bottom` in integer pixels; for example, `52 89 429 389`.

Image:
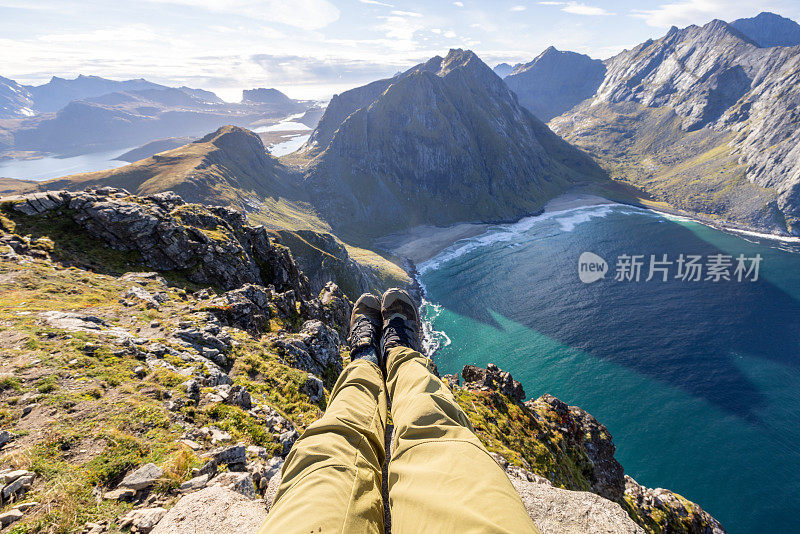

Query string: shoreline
376 191 616 265
379 189 800 271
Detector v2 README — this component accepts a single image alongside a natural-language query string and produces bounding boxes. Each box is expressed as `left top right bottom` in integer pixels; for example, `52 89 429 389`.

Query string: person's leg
381 289 539 534
258 295 387 534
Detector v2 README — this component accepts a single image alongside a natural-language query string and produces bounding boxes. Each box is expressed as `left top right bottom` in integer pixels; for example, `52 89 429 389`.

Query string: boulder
104 487 135 500
119 463 163 491
271 320 343 378
227 385 252 410
180 474 210 493
301 374 324 403
2 474 33 500
0 509 23 527
150 486 267 534
210 472 256 499
0 430 11 448
279 430 299 456
0 470 32 485
210 445 246 467
119 507 166 533
123 286 161 309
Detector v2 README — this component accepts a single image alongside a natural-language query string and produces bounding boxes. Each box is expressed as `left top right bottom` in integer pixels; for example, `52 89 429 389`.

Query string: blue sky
1 0 798 100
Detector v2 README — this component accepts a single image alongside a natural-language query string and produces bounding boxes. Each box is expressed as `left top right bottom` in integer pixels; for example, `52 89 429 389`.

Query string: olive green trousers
258 346 538 533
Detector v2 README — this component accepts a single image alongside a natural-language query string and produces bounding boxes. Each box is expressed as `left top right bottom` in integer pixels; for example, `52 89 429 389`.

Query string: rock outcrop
506 466 646 534
462 363 526 403
4 187 311 295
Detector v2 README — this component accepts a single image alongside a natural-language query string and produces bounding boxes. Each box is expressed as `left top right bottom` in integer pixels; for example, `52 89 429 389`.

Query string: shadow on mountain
424 211 800 423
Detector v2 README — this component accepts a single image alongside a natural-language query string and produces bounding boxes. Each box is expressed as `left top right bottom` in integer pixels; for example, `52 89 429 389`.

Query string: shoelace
382 316 417 349
349 315 379 348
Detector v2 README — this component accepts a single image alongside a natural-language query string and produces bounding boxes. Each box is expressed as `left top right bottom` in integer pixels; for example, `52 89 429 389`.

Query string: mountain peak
492 62 515 78
504 48 606 121
199 125 266 153
429 49 484 77
731 11 800 47
698 18 757 45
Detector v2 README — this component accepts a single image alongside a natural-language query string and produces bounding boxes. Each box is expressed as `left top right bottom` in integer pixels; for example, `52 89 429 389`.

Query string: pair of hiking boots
347 288 421 370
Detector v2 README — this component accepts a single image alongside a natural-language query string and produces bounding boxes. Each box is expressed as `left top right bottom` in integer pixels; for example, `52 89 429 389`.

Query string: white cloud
453 1 464 6
444 30 457 38
390 10 423 17
511 5 526 11
359 0 394 6
563 3 612 16
630 0 780 28
143 0 340 30
539 1 613 16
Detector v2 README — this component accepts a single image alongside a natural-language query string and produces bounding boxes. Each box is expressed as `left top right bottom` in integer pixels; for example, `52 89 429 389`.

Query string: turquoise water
418 203 800 533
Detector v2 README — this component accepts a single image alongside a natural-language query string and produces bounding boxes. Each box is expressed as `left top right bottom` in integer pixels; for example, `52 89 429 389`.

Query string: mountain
25 74 167 113
731 11 800 47
242 88 293 106
302 49 606 241
2 87 313 155
179 86 224 103
36 126 295 205
492 62 515 78
550 16 800 234
0 76 35 118
504 47 606 122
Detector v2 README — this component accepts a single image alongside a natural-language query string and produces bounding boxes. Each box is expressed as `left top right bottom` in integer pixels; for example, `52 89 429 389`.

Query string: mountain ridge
532 14 800 234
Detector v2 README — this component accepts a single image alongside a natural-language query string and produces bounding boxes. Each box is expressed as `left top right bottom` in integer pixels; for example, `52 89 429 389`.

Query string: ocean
418 203 800 533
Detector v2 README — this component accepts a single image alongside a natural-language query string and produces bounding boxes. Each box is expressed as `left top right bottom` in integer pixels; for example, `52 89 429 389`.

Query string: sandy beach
376 190 616 264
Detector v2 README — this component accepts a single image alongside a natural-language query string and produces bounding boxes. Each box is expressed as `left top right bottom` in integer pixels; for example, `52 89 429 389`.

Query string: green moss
453 388 593 493
0 376 22 392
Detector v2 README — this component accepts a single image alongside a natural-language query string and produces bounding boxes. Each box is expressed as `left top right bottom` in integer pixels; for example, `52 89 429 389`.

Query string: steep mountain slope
0 77 35 119
302 49 606 241
504 47 606 122
731 11 800 47
306 77 394 149
25 74 167 113
551 17 800 234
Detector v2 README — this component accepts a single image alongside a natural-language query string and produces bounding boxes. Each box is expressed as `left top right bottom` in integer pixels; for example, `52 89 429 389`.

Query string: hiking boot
380 288 421 357
347 293 382 366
